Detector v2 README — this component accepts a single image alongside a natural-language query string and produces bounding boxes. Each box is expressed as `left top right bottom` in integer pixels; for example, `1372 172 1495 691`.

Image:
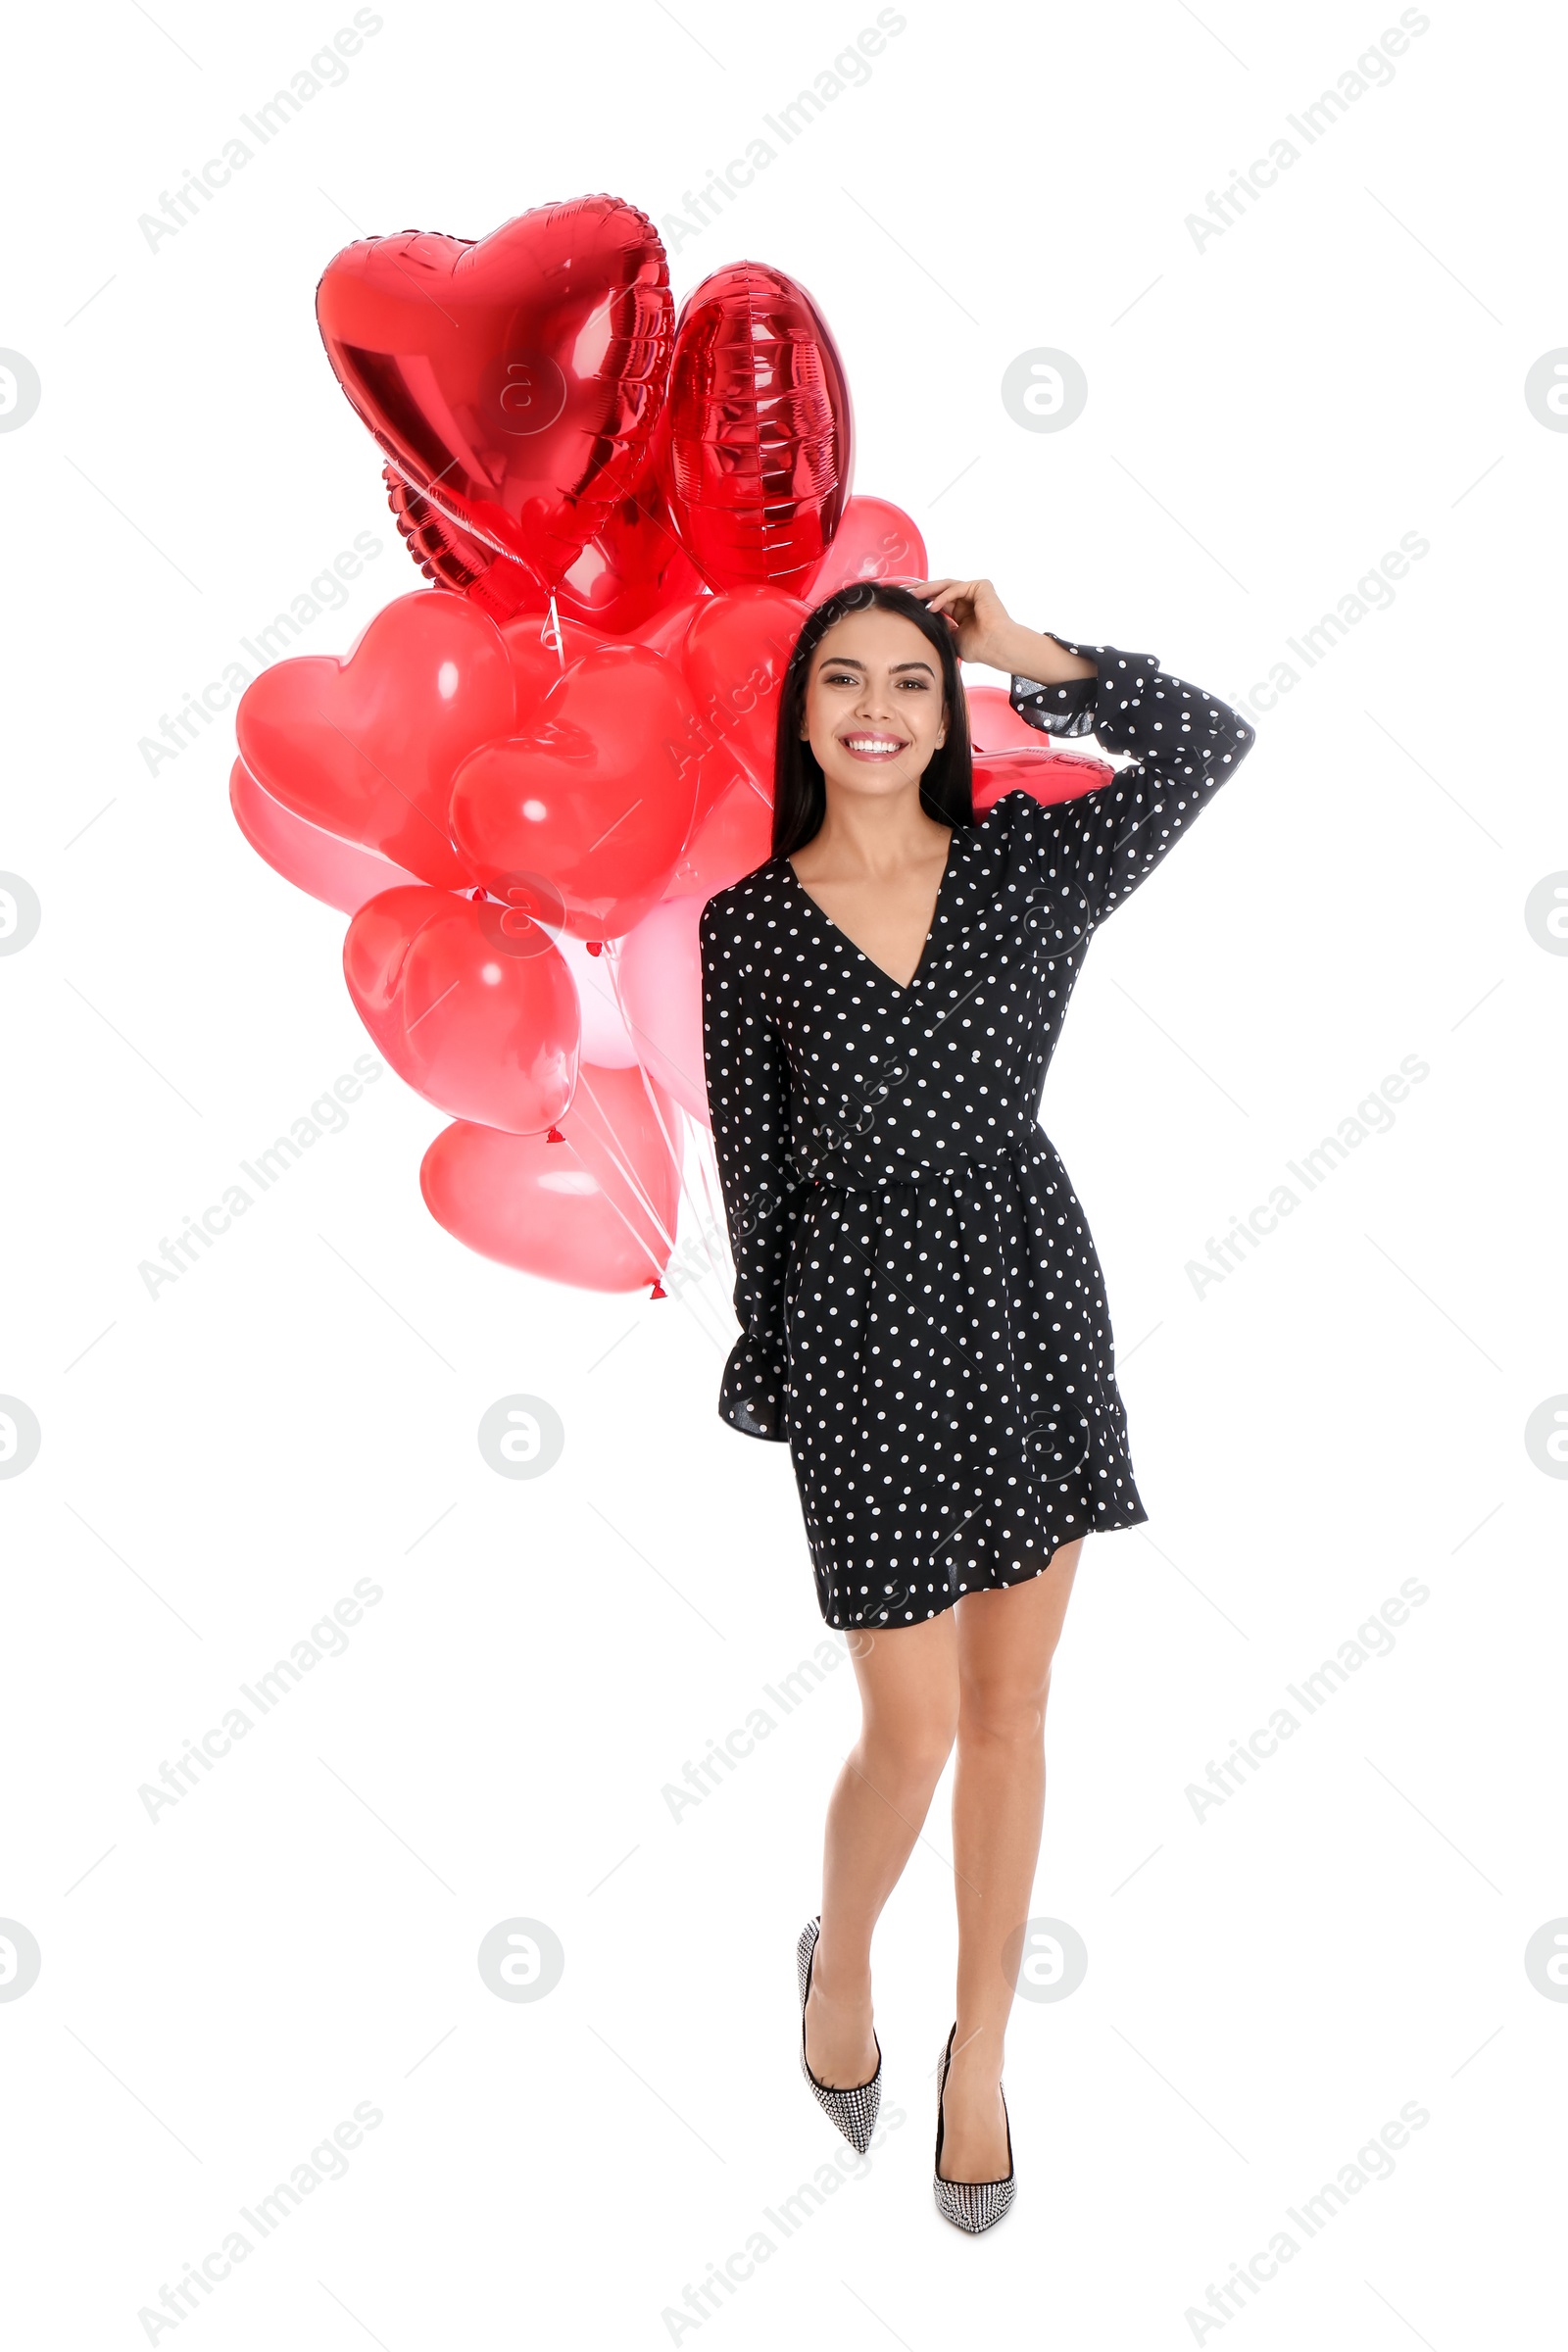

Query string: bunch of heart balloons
229 194 1112 1296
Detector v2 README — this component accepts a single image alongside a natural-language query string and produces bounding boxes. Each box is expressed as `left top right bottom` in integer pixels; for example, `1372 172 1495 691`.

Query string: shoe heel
933 2022 1015 2234
797 1915 881 2156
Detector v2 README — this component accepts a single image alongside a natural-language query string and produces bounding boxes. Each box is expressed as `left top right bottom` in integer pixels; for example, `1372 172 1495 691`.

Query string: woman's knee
957 1667 1053 1749
859 1705 957 1788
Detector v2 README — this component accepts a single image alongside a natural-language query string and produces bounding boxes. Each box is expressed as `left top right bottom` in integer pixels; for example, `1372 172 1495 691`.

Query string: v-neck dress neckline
781 828 959 996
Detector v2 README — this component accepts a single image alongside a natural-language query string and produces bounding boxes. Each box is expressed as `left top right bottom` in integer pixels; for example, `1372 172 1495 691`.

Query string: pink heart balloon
613 897 708 1124
229 759 426 915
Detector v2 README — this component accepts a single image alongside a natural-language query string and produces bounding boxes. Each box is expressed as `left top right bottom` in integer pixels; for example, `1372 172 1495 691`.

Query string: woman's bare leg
939 1541 1083 2180
806 1610 960 2087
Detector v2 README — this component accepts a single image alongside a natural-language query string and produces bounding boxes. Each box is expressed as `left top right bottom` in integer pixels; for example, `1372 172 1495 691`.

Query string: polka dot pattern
698 633 1257 1629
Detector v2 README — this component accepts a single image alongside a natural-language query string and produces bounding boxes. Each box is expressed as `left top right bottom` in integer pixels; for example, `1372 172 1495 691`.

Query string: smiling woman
696 570 1256 2227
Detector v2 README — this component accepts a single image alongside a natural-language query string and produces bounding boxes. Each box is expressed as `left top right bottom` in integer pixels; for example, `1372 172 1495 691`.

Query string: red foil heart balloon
234 592 516 890
317 196 674 590
386 451 702 635
343 885 580 1135
420 1064 683 1290
662 263 854 593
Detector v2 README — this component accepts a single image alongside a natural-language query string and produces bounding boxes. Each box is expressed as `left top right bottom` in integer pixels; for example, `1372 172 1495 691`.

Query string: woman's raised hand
905 577 1015 668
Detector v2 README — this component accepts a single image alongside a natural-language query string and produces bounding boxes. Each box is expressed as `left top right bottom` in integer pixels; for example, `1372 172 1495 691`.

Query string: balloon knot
546 1123 565 1143
585 940 603 956
649 1279 666 1298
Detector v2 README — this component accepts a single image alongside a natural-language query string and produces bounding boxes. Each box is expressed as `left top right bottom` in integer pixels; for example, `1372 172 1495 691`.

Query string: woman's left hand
905 576 1015 668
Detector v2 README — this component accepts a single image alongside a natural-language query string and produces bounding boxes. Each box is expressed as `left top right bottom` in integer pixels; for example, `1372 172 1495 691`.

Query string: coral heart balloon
964 684 1049 753
449 643 701 939
317 196 673 591
971 750 1116 816
805 495 927 601
234 592 515 890
662 772 775 902
420 1064 683 1290
678 586 808 788
229 759 426 916
662 262 854 593
343 885 579 1134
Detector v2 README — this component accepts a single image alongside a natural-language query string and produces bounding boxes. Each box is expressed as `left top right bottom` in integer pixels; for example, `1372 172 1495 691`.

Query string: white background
2 0 1564 2344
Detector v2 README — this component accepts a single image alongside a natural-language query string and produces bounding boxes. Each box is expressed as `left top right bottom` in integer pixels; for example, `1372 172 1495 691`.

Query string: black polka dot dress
698 633 1256 1631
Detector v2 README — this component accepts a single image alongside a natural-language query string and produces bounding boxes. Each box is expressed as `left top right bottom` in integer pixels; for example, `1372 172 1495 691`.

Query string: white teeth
845 737 905 752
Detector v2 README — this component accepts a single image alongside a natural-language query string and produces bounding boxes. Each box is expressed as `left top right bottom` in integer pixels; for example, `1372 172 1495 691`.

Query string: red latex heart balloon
499 610 613 717
449 643 701 939
662 771 774 901
343 885 579 1134
317 196 673 590
420 1063 682 1290
678 585 808 789
234 592 516 891
662 263 854 593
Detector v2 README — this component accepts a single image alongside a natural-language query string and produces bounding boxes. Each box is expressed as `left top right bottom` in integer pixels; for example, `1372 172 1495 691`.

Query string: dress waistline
806 1127 1045 1195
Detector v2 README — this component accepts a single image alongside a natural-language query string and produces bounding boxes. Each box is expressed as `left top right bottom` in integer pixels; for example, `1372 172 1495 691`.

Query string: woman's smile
838 729 911 761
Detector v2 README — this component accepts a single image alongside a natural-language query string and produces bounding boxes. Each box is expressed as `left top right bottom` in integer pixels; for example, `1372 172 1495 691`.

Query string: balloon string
569 1068 689 1273
558 1091 725 1350
544 591 564 670
545 1127 664 1288
600 941 725 1288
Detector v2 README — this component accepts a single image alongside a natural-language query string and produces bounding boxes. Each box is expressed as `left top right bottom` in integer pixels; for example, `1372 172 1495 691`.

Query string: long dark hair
770 581 974 858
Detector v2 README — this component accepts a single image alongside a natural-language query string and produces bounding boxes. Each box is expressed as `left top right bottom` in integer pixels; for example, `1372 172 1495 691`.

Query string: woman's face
799 607 949 803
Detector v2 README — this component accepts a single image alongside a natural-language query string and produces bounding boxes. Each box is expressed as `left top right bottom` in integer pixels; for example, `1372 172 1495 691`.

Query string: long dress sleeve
1007 633 1256 924
698 894 804 1442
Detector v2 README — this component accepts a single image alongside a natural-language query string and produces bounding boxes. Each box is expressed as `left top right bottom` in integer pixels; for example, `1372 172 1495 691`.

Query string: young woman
697 576 1255 2232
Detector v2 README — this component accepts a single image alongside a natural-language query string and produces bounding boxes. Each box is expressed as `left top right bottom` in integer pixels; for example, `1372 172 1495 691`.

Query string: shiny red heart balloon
317 196 673 589
420 1064 682 1290
386 445 703 636
449 643 701 938
662 263 854 593
343 884 579 1135
553 440 705 634
234 592 516 890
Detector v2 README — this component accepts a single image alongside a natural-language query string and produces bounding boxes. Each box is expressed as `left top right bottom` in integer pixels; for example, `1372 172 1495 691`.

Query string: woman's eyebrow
814 656 936 675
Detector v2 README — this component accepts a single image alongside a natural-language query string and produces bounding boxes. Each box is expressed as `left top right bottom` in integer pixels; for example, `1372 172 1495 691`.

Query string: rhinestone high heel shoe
933 2022 1015 2233
796 1915 881 2154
